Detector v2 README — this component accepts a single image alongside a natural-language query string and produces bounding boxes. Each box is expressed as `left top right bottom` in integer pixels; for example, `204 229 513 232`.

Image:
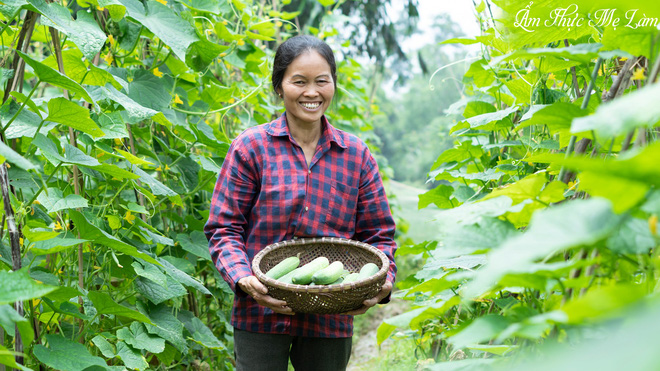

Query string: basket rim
252 237 389 294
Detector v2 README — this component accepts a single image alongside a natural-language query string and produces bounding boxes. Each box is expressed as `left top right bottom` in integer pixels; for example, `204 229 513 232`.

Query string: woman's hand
237 276 295 315
342 281 393 316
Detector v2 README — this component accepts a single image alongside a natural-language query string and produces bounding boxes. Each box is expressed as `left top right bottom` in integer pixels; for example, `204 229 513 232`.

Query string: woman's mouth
300 102 322 110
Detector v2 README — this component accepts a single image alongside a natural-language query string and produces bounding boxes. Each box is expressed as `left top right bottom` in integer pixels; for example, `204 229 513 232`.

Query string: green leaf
318 0 334 6
458 105 519 130
0 0 27 18
0 140 36 170
17 52 94 105
562 283 646 324
0 344 31 370
88 85 164 124
37 188 88 213
449 315 511 349
126 69 172 111
178 310 224 349
132 261 167 287
174 0 220 13
0 269 58 305
577 171 648 213
27 0 106 60
33 335 107 371
434 218 518 259
117 321 165 354
46 98 105 137
464 198 620 298
434 196 530 227
1 100 56 140
117 341 148 371
142 304 188 353
131 167 177 196
186 39 228 72
606 216 655 254
418 184 454 209
32 134 99 167
69 210 160 265
571 82 660 137
120 0 199 60
157 257 211 295
88 291 153 324
601 26 658 58
176 231 212 261
135 275 187 305
0 304 34 347
92 335 116 358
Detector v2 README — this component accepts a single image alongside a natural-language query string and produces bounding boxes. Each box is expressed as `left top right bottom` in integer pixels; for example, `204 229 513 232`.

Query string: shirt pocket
323 180 358 232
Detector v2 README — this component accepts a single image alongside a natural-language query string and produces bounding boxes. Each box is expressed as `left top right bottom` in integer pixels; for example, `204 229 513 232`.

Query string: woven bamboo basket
252 237 389 314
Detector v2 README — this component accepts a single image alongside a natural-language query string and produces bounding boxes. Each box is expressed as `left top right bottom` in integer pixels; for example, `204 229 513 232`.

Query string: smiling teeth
301 102 321 109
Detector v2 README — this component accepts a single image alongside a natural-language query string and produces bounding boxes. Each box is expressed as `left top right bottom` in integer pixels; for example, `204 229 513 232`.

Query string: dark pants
233 328 352 371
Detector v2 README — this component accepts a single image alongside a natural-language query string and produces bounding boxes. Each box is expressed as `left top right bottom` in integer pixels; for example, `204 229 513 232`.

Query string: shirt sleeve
204 139 258 296
353 148 397 302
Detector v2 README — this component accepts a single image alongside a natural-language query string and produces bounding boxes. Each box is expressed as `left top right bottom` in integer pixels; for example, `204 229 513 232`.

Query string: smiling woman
204 35 398 371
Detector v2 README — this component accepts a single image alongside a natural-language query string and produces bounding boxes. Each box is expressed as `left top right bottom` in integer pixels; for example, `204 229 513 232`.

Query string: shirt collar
266 113 347 149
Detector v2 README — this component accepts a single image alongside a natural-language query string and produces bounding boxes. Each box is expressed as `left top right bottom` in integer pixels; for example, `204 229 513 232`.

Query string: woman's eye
294 81 305 85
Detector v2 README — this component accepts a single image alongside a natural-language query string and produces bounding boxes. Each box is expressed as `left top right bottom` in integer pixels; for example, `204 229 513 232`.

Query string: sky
390 0 482 53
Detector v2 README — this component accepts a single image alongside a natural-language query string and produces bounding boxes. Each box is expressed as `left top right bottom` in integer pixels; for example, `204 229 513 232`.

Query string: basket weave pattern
252 237 389 314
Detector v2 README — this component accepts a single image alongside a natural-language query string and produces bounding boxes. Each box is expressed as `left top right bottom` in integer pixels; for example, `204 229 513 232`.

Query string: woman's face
278 50 335 128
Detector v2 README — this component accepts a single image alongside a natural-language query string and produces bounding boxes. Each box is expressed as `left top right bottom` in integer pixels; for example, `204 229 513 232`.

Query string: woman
204 35 397 371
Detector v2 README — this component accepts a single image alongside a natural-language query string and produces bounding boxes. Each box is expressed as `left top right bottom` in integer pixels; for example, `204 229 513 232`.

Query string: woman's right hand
237 276 295 315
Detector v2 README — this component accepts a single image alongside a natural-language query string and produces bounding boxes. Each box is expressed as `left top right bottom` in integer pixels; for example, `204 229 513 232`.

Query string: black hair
272 35 337 96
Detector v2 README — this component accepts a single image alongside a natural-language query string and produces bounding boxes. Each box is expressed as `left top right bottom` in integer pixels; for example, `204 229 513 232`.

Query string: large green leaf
517 102 589 133
418 184 454 209
33 335 107 371
186 38 228 72
120 0 199 60
88 85 168 124
178 310 224 349
46 98 105 137
27 0 106 60
606 217 655 254
32 134 100 167
464 198 620 298
117 321 166 354
132 167 177 196
433 196 530 227
448 314 511 349
0 0 27 18
571 82 660 137
1 100 56 139
601 26 658 58
157 257 211 295
0 140 36 170
87 291 153 324
0 269 58 305
132 261 167 287
91 335 116 358
0 304 34 347
17 51 94 104
135 275 187 305
43 49 122 88
36 188 88 213
116 341 148 371
69 210 160 265
141 304 188 353
176 231 212 261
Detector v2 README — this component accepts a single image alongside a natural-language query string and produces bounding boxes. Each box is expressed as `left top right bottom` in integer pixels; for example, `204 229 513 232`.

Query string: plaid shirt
204 113 397 338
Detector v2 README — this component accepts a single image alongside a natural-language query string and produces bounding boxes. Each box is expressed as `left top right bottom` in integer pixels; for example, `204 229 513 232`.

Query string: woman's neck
287 115 322 147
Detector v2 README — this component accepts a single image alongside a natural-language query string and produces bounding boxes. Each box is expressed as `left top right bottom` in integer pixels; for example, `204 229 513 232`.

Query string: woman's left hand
342 281 393 316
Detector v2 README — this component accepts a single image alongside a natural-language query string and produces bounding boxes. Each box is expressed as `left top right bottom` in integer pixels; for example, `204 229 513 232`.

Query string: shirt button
308 170 311 174
305 206 309 211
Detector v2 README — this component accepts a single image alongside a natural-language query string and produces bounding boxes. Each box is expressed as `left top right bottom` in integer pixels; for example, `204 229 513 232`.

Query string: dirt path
347 298 411 370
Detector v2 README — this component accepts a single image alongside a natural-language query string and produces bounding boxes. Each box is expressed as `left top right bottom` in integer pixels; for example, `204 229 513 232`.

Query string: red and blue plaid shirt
204 113 397 338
